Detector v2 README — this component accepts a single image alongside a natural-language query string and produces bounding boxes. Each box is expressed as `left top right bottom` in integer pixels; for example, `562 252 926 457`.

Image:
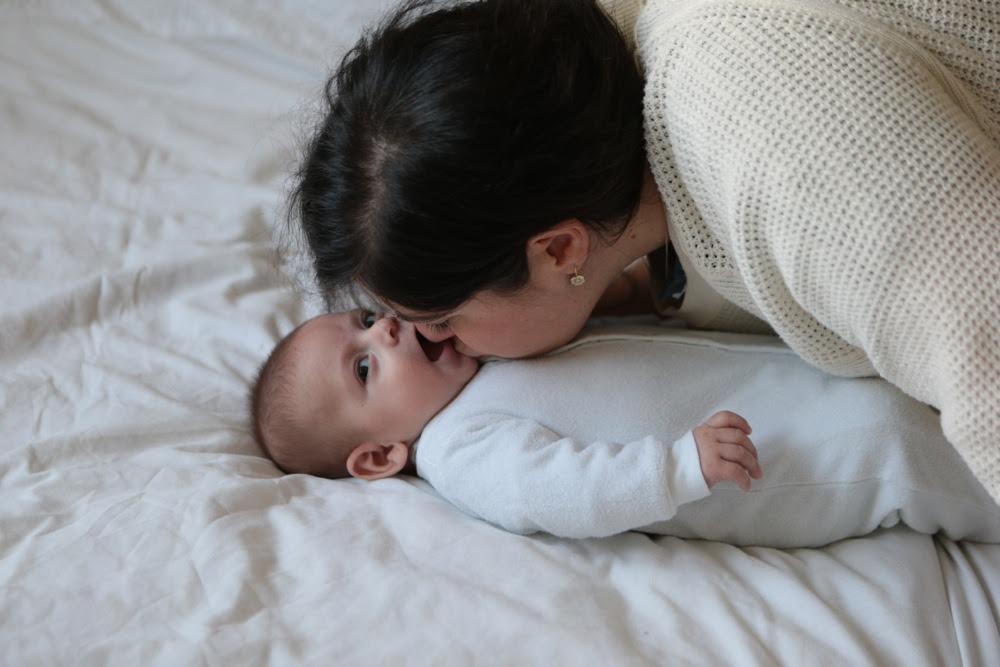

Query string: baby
252 310 1000 546
252 309 759 486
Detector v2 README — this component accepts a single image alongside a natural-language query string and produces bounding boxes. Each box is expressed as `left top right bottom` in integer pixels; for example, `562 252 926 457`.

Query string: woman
290 0 1000 499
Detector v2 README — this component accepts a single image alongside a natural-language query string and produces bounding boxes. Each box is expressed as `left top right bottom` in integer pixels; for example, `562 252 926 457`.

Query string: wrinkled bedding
1 1 997 664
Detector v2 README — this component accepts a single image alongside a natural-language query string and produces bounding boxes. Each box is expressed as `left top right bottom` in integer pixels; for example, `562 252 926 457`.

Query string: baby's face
294 310 479 447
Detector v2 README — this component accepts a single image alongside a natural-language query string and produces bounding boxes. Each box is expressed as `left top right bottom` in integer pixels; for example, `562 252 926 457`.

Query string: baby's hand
693 411 763 492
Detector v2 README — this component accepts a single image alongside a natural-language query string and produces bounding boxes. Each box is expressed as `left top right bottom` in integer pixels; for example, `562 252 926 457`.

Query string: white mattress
1 1 997 664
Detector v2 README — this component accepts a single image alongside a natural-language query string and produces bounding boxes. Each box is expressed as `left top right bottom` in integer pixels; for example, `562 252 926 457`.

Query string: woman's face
394 283 595 359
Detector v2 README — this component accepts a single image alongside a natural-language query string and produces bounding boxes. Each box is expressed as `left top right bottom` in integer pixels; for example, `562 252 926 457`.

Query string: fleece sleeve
416 414 710 538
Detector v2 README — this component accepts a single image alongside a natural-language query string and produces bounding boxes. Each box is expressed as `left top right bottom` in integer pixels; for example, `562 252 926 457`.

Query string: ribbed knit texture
616 0 1000 501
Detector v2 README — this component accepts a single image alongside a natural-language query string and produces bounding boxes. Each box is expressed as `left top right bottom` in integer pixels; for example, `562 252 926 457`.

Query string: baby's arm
418 411 759 538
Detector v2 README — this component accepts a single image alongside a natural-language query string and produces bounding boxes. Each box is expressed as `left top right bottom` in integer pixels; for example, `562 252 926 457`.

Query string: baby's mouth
416 330 447 362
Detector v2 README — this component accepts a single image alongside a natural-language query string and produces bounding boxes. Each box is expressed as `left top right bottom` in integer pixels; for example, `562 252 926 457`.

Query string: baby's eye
356 355 370 383
360 310 377 328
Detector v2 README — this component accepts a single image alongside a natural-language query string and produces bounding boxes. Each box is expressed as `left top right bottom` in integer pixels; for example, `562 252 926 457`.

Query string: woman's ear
526 219 591 277
346 441 410 480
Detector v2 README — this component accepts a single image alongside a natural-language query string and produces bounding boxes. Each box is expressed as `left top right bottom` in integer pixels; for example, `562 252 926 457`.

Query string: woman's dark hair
291 0 645 313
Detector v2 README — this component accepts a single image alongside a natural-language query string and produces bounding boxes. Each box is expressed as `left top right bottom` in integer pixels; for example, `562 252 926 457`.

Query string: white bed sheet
0 1 997 664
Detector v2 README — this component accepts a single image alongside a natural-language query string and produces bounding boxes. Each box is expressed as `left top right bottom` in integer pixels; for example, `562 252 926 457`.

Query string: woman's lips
416 330 447 362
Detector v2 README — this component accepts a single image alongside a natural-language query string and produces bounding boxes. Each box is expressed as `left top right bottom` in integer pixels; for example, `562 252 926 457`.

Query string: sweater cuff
667 431 711 508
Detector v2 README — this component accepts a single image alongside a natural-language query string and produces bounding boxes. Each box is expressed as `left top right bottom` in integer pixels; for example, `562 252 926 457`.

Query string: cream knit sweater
602 0 1000 501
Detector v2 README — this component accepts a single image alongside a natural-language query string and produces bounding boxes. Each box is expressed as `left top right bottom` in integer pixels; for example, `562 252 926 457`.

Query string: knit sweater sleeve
415 414 710 538
638 0 1000 500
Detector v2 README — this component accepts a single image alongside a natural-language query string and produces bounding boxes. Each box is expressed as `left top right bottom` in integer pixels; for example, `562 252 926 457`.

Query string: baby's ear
346 441 409 480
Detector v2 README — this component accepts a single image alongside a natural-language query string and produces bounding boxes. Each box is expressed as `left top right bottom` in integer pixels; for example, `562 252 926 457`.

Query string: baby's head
251 309 478 479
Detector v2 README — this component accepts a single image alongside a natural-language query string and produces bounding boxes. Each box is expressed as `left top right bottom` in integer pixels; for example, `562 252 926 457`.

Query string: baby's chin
437 341 480 381
456 354 481 385
432 357 480 413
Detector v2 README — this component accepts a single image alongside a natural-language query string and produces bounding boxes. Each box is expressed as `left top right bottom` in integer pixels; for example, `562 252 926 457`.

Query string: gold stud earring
570 268 586 286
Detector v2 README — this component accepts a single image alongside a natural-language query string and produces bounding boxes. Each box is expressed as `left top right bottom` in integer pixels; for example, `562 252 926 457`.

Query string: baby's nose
376 316 399 343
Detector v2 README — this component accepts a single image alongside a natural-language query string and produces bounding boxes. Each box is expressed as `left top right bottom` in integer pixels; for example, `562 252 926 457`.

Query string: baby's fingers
720 443 763 480
704 410 752 435
714 428 759 457
714 461 753 492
